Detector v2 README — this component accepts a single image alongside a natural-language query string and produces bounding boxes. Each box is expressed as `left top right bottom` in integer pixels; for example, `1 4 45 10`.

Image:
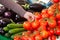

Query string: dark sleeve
0 0 26 17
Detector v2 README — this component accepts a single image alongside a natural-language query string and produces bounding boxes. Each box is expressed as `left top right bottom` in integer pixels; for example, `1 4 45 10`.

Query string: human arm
0 0 35 21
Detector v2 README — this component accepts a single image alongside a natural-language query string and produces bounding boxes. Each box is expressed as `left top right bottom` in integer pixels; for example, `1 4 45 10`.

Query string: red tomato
57 20 60 26
14 35 21 40
39 19 48 27
22 31 31 36
35 35 43 40
56 13 60 20
48 19 56 28
35 14 42 20
41 9 48 14
40 30 49 39
48 10 54 16
49 16 56 20
28 37 34 40
47 27 50 31
21 36 28 40
49 35 56 40
32 21 40 29
58 5 60 11
23 21 32 30
53 0 59 3
48 6 56 12
49 30 54 36
55 28 60 35
42 13 49 18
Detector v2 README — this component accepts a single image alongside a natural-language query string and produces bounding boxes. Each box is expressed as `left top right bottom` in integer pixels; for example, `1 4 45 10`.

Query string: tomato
56 13 60 20
49 16 56 20
57 20 60 26
23 21 32 31
48 4 57 12
14 35 21 40
39 19 48 27
49 35 56 40
42 13 49 18
48 11 54 16
32 21 40 30
35 35 43 40
58 5 60 11
49 30 54 36
33 30 40 35
22 31 31 36
53 0 59 3
47 27 50 31
38 26 46 31
40 30 49 39
28 37 34 40
35 13 42 20
21 36 28 40
41 9 48 14
55 28 60 35
48 19 56 28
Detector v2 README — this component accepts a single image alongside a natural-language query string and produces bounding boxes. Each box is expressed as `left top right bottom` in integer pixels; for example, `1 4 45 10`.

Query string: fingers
25 14 35 22
28 15 34 22
24 12 35 22
30 14 35 22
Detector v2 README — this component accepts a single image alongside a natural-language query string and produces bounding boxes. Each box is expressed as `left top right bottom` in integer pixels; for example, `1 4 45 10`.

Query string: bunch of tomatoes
14 3 60 40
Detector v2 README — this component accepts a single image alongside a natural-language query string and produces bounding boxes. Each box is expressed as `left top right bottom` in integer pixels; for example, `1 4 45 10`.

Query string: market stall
0 0 60 40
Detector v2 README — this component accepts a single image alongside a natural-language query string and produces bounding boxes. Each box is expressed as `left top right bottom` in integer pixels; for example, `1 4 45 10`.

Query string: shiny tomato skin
56 13 60 20
57 20 60 26
35 14 42 20
40 30 49 39
55 29 60 35
53 0 59 3
34 12 42 20
23 21 32 31
49 35 56 40
49 30 54 36
47 27 50 31
35 35 43 40
32 21 40 30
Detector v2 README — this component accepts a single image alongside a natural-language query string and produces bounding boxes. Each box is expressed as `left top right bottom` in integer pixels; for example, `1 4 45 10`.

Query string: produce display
13 3 60 40
0 0 60 40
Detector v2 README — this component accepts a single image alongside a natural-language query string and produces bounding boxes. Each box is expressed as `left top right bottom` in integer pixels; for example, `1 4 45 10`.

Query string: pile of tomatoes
14 3 60 40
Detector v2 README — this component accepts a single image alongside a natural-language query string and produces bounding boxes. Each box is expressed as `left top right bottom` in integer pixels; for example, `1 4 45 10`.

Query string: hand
24 12 35 22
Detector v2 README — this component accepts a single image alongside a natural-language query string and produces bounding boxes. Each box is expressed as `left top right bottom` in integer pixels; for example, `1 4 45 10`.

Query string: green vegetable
9 28 25 34
11 32 22 39
22 4 30 9
5 33 11 37
3 27 10 32
7 24 23 29
10 19 15 24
